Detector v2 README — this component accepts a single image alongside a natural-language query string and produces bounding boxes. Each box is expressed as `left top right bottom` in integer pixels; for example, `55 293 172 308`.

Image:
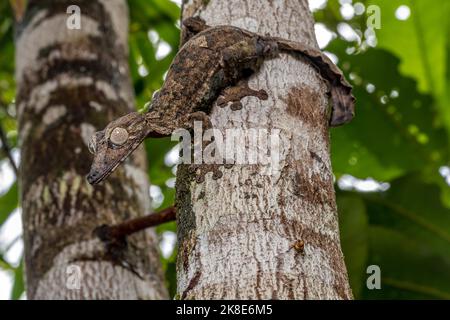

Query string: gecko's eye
110 127 129 146
88 135 97 154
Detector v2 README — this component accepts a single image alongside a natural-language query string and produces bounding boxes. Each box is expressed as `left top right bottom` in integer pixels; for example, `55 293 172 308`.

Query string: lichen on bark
16 0 167 299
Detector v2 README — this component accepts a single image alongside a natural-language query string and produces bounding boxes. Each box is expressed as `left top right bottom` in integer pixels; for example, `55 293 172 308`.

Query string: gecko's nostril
87 172 98 184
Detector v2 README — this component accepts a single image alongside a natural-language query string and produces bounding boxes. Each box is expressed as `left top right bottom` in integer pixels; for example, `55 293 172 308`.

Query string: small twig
95 206 176 242
9 0 27 22
0 124 18 177
3 234 22 253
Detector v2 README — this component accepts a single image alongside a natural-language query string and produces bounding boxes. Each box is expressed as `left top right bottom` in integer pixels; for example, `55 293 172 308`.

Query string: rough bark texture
16 0 167 299
176 0 353 299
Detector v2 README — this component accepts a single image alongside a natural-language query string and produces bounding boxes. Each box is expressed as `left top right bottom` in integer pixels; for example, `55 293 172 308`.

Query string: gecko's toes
258 89 269 100
212 170 223 180
230 101 243 111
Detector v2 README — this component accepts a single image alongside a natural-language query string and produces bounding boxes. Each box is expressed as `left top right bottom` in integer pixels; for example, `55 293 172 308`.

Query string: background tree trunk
16 0 167 299
176 0 353 299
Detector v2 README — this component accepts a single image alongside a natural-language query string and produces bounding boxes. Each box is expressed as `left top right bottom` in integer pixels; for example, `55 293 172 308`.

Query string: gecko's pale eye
110 127 129 146
88 135 97 154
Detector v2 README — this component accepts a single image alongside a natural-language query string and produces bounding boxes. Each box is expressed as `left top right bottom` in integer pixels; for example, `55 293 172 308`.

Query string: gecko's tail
273 38 355 127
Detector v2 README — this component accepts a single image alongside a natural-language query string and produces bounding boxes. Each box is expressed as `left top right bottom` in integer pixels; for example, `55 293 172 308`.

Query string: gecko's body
148 25 274 122
87 18 354 185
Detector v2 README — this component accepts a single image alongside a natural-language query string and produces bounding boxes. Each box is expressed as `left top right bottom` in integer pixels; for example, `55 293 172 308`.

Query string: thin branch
3 234 22 254
0 124 18 177
94 206 176 242
9 0 27 22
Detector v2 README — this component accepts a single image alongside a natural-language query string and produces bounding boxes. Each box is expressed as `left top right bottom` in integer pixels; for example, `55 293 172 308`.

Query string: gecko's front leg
217 80 268 111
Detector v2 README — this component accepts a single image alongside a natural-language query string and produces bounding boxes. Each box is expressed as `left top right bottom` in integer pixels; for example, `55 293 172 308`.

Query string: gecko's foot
182 17 208 34
217 81 268 111
181 17 209 46
189 111 213 130
188 163 234 183
178 111 213 131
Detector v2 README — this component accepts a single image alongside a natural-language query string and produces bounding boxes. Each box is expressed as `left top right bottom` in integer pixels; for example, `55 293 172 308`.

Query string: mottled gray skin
87 25 278 184
87 19 354 185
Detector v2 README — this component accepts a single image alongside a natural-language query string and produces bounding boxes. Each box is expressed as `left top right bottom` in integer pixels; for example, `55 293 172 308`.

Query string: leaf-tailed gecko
86 17 354 185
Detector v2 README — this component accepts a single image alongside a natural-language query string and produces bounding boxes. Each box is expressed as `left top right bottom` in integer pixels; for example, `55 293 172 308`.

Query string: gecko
86 17 354 185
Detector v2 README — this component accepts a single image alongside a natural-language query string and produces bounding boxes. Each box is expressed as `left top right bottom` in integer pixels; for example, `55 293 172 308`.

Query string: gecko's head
86 112 148 185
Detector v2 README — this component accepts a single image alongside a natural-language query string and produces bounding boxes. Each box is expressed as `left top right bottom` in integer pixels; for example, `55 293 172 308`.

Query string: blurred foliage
0 0 449 299
319 0 450 299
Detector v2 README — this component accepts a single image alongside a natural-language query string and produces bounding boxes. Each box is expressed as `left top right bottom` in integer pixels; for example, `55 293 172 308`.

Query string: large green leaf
363 175 450 257
338 174 450 299
371 0 448 95
363 227 450 299
330 45 448 180
370 0 450 143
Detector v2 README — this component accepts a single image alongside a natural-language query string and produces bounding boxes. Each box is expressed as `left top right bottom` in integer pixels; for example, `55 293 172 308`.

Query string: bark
16 0 167 299
176 0 353 299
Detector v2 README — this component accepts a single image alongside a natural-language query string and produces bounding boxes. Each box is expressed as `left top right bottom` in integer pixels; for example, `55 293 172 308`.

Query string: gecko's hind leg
217 80 268 111
187 163 234 184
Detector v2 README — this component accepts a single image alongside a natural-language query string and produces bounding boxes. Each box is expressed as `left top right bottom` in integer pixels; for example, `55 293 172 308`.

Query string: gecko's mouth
86 162 120 185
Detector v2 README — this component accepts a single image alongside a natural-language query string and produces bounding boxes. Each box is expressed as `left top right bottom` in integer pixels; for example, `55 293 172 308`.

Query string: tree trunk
16 0 167 299
176 0 352 299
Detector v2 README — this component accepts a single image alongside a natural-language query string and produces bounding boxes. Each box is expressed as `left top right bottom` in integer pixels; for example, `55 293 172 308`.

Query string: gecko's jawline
86 166 116 185
86 140 144 185
87 155 128 185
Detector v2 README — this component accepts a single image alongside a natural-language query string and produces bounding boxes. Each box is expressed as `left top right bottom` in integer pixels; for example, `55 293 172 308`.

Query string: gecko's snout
86 171 99 184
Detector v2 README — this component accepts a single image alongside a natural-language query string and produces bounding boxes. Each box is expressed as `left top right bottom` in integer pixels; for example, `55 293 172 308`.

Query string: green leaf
330 45 448 180
339 174 450 299
0 182 18 226
165 260 177 298
337 174 450 299
11 260 24 300
371 0 448 97
0 255 14 271
145 137 176 184
153 0 181 22
153 21 180 49
362 227 450 299
337 194 369 298
135 32 156 70
363 174 450 257
369 0 450 143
